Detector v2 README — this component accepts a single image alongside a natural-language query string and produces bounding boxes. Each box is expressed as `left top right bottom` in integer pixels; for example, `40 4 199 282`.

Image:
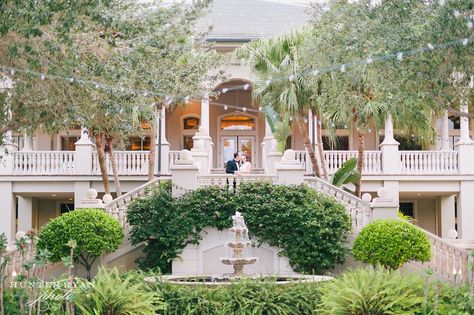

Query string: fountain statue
219 211 258 277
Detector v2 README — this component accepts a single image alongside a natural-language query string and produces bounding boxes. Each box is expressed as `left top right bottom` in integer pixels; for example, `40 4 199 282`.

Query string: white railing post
370 188 398 220
157 107 171 176
380 115 399 174
74 128 94 175
191 126 212 175
171 150 199 197
276 150 305 185
0 131 17 175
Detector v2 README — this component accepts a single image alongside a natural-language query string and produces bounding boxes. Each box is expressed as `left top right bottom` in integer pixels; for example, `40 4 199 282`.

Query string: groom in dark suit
226 152 241 174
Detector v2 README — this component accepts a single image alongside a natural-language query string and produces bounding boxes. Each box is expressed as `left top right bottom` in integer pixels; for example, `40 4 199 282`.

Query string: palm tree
237 29 327 178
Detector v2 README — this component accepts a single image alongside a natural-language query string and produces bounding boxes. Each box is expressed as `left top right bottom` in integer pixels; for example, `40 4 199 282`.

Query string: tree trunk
355 130 365 198
297 121 322 177
106 137 122 197
95 133 110 195
316 115 329 180
148 106 158 181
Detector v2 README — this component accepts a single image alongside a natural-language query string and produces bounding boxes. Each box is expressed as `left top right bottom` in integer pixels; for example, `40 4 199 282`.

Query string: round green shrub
127 180 351 274
37 208 124 279
353 219 431 269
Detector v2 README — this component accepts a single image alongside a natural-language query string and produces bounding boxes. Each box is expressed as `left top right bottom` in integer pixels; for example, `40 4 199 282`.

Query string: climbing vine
127 180 351 274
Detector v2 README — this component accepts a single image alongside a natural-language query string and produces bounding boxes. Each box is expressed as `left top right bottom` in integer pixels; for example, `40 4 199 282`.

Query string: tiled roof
197 0 312 41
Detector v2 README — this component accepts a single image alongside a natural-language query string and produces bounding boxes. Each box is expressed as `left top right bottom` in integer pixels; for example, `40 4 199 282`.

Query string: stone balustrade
92 151 150 176
13 151 75 175
0 147 467 177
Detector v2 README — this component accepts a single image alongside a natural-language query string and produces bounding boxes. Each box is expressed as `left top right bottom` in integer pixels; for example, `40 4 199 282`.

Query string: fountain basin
220 257 258 266
151 274 333 286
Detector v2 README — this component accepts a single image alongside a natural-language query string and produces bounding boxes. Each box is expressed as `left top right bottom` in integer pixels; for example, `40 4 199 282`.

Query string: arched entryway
210 80 264 169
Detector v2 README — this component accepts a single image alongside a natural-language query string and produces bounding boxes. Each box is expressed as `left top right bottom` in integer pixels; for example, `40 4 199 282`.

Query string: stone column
380 114 400 174
459 100 472 144
191 126 212 175
17 196 33 232
157 108 171 175
262 117 276 174
306 111 315 175
200 92 210 135
0 182 16 245
440 195 456 238
440 110 450 150
276 149 305 185
74 128 94 175
457 181 474 239
0 131 18 175
21 134 33 151
170 150 200 197
370 188 398 220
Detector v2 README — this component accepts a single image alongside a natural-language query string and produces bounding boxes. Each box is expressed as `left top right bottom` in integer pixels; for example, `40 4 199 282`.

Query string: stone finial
102 194 113 204
361 193 372 203
282 149 296 161
86 188 98 200
180 149 194 161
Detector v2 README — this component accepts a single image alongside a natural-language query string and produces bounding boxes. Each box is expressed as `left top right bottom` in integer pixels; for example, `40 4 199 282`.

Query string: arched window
221 115 255 130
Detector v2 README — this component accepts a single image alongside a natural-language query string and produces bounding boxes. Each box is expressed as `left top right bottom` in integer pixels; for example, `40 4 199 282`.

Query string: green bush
127 181 351 274
319 266 437 314
73 267 165 315
353 219 431 269
37 209 124 279
144 277 321 315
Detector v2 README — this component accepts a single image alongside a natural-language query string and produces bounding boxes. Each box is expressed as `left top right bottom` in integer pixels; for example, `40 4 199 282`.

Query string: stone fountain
155 211 333 285
219 211 258 277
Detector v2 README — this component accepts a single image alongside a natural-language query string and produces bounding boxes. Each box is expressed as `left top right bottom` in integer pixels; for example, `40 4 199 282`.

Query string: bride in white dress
237 154 252 175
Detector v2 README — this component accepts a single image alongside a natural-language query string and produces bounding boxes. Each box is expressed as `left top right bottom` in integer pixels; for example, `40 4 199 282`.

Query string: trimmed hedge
353 219 431 269
127 181 351 274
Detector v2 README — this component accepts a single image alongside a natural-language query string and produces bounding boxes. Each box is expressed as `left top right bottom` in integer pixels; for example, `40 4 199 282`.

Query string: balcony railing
92 151 150 176
5 149 461 176
399 151 459 174
13 151 75 175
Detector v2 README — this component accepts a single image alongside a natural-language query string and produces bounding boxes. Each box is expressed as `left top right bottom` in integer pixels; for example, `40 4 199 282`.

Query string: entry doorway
220 136 255 168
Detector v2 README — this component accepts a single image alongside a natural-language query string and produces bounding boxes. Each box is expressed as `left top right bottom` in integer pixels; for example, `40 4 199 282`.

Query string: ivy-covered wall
127 181 351 274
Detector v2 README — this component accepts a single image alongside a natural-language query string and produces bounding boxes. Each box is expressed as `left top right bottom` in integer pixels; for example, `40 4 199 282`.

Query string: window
126 137 151 151
380 136 422 150
221 115 255 130
61 136 79 151
183 117 200 130
399 202 414 218
322 136 349 150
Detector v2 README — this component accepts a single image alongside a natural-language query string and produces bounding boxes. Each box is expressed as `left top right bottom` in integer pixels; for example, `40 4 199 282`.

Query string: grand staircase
3 176 473 283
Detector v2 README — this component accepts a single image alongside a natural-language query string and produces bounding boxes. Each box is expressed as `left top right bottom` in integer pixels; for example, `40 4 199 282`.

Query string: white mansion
1 0 474 250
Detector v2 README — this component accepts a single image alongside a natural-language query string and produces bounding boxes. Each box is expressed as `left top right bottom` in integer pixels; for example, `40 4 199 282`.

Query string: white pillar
200 92 210 135
158 108 171 175
276 150 305 185
440 110 450 150
457 181 474 239
379 115 400 174
440 195 456 238
75 128 94 175
170 150 199 197
458 101 472 144
0 131 18 175
17 196 33 232
74 181 91 208
0 182 16 245
21 134 33 151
